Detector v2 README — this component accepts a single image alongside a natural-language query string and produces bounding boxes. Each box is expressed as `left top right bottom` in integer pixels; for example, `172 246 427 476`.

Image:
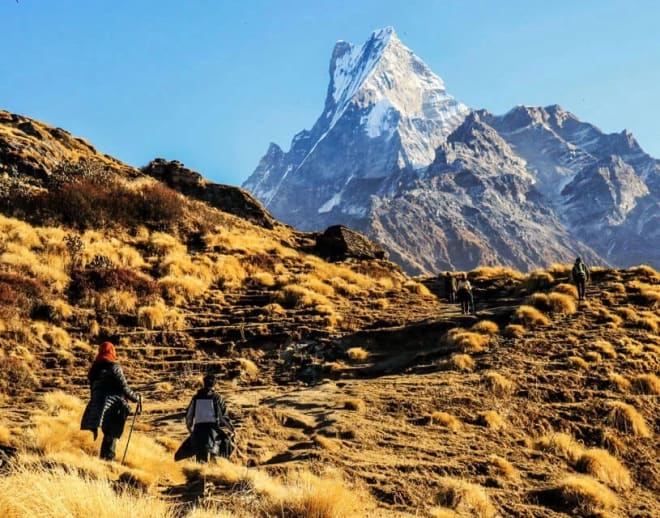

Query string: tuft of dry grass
553 283 578 299
313 434 340 452
470 320 499 335
523 270 554 292
553 475 619 514
567 356 590 371
503 324 525 338
547 292 577 315
608 373 631 392
575 448 633 491
534 432 585 463
346 347 370 361
445 328 490 353
583 351 602 363
343 398 366 413
470 266 524 282
429 411 462 431
514 305 550 327
250 272 276 287
482 372 515 397
435 477 498 518
239 358 259 379
606 401 651 437
488 455 518 480
478 411 505 431
403 280 432 296
631 373 660 395
448 353 475 371
592 340 617 359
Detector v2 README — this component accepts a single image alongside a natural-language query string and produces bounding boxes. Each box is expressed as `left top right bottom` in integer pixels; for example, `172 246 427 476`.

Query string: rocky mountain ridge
244 29 660 273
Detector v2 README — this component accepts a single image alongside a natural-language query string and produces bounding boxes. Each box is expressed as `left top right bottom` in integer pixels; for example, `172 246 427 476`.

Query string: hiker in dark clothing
572 257 590 301
444 272 457 303
456 273 474 315
81 341 141 461
175 373 235 463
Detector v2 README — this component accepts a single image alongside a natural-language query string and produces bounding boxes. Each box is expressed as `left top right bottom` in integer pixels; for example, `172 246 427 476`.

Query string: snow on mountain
244 29 660 273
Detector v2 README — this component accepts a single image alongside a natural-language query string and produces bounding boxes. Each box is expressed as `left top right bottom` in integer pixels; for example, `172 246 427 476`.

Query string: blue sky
1 0 658 186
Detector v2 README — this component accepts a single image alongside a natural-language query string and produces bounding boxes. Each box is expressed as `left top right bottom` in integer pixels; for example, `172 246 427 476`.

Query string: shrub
575 448 632 491
478 411 505 430
449 354 475 371
548 292 577 315
553 475 619 514
0 271 46 318
429 411 461 431
514 305 550 327
435 477 498 518
346 347 369 361
482 372 515 397
523 270 554 292
445 328 490 353
553 283 578 299
503 324 525 338
591 340 617 359
631 374 660 395
134 182 184 229
470 320 499 335
403 280 432 296
343 398 366 412
0 356 39 395
607 401 651 437
533 432 585 463
69 267 157 301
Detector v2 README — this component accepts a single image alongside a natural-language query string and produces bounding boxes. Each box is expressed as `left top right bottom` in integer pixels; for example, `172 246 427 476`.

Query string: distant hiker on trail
175 373 235 463
572 257 590 301
456 273 474 315
444 272 457 303
81 341 141 461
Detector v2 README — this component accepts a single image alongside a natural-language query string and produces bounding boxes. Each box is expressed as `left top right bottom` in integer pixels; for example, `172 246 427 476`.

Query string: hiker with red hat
80 341 141 461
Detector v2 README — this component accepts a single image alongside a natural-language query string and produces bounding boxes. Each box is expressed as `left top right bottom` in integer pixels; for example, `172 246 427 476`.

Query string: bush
514 305 550 327
0 271 46 318
69 267 158 302
0 356 39 395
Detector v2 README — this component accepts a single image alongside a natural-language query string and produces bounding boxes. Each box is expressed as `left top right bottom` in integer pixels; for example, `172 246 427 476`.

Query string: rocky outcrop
315 225 388 261
142 159 277 229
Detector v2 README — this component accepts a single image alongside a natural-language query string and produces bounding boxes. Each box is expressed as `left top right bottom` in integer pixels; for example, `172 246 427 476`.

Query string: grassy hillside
0 112 658 517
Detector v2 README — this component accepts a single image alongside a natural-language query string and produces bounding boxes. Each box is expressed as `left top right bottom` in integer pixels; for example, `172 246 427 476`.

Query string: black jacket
80 361 138 433
185 388 227 431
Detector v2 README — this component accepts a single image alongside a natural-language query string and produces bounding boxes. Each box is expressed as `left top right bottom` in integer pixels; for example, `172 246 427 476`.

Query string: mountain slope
245 31 660 273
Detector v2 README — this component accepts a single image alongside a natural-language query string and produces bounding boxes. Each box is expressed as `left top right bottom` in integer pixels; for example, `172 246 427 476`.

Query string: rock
315 225 387 261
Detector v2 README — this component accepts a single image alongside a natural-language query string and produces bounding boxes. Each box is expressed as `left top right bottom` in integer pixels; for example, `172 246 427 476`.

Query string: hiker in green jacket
572 257 590 301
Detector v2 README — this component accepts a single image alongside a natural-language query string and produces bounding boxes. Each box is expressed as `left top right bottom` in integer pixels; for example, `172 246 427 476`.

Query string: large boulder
315 225 388 261
142 159 276 229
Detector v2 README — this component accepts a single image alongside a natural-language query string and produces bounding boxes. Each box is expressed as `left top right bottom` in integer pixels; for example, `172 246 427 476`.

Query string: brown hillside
0 113 658 517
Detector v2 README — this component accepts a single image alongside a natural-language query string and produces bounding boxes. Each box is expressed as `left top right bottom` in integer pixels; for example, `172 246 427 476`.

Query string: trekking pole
121 396 141 465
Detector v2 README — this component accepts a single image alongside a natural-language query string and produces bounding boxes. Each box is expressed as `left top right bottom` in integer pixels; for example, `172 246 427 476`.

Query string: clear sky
2 0 658 186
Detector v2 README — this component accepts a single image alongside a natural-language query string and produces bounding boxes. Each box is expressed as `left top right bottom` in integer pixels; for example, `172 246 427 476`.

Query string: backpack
573 263 586 279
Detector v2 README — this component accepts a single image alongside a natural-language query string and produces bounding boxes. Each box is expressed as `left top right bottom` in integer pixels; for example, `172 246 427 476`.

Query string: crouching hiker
175 373 235 463
81 341 141 461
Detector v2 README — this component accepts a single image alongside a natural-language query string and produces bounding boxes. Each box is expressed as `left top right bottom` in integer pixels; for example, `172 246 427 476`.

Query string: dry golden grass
595 307 624 327
488 455 517 480
0 465 176 518
576 448 633 491
523 270 554 292
263 303 286 317
372 297 389 309
313 434 340 452
567 356 590 371
435 477 498 518
239 358 259 379
553 282 578 299
159 275 208 304
608 373 631 392
482 372 515 397
0 422 11 445
137 303 165 329
250 272 276 287
403 280 432 296
584 351 602 363
343 398 366 412
503 324 525 338
346 347 370 361
553 475 619 514
592 340 617 359
629 264 660 281
328 276 362 297
278 285 331 309
470 320 499 335
429 411 462 431
631 373 660 395
448 353 475 371
470 266 524 282
534 432 585 463
298 274 336 297
514 305 550 327
606 401 651 437
478 411 505 431
445 328 490 353
547 292 577 315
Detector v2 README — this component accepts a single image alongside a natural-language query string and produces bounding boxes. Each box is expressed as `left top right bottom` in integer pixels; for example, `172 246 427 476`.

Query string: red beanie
95 341 117 363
